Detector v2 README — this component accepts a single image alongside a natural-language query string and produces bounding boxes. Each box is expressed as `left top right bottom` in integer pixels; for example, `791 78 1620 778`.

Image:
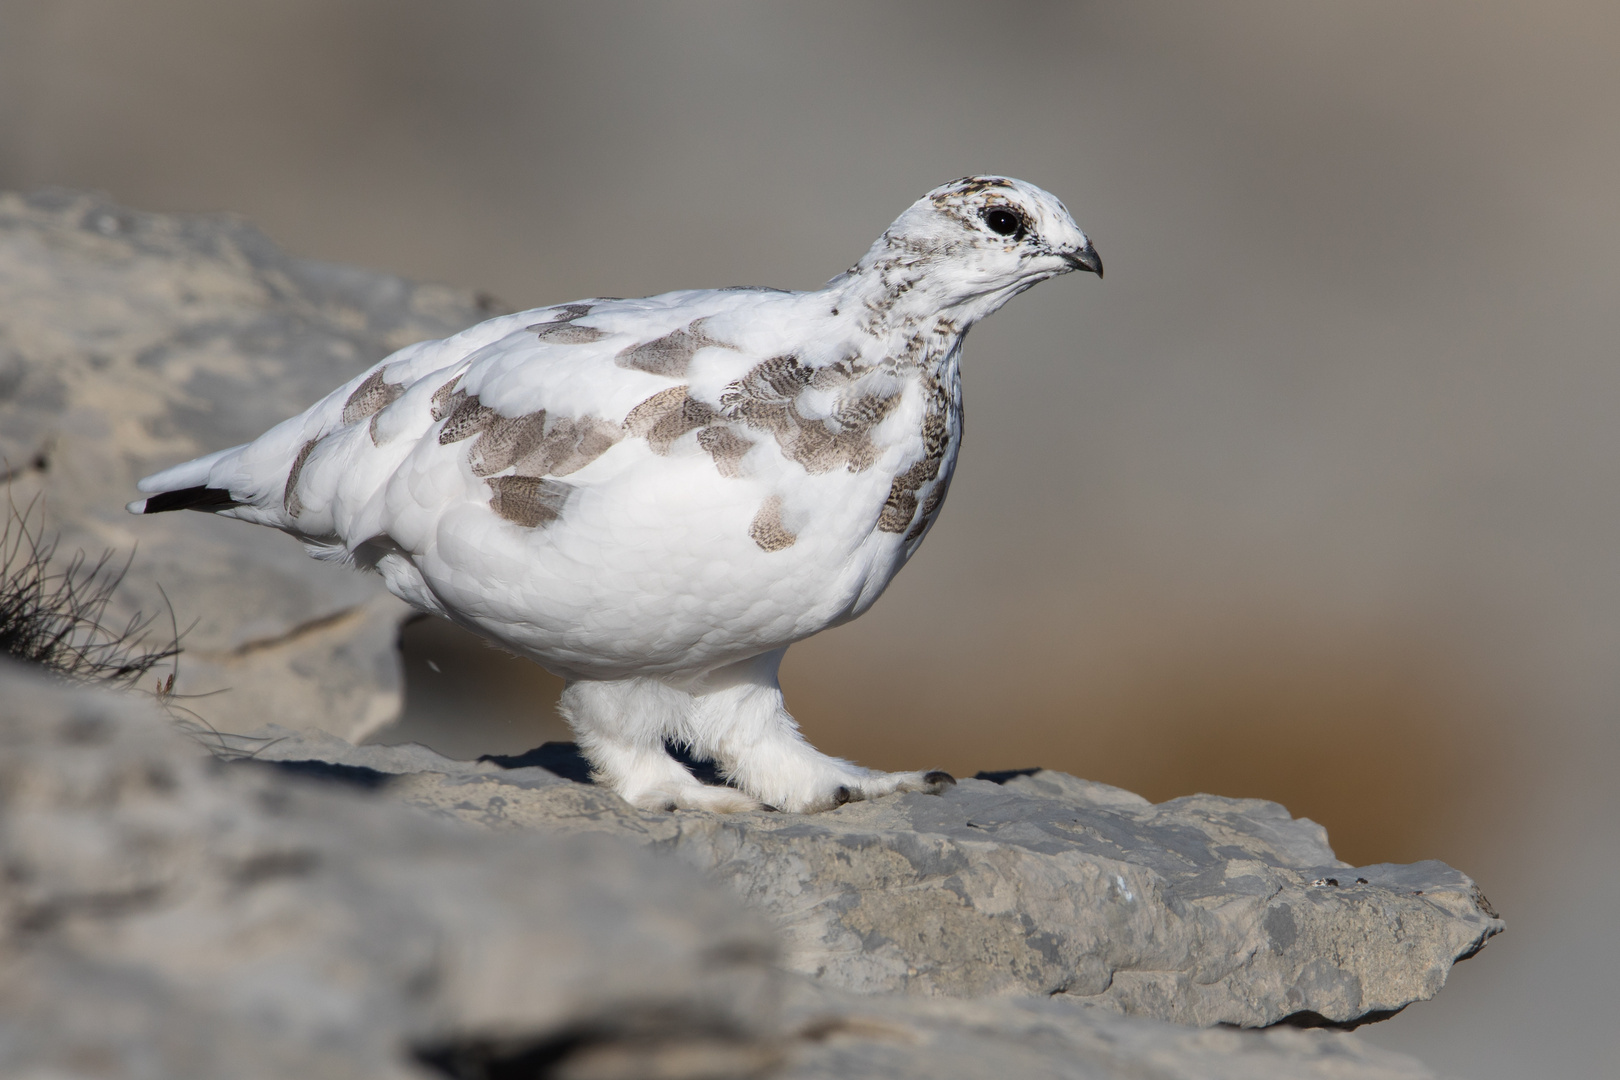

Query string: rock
777 981 1440 1080
0 661 1445 1079
245 731 1504 1029
0 660 783 1079
0 190 493 740
0 952 386 1080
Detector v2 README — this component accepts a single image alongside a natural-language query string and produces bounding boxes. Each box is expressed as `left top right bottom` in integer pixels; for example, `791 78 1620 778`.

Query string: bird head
838 176 1100 326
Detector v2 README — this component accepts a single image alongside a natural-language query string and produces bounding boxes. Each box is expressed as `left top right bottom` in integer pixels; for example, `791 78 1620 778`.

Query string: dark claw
923 770 956 788
833 785 852 806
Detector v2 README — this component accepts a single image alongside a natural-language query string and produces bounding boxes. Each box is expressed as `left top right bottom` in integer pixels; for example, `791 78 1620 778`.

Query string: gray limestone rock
776 981 1439 1080
0 190 492 740
0 661 782 1079
242 729 1502 1030
0 661 1446 1079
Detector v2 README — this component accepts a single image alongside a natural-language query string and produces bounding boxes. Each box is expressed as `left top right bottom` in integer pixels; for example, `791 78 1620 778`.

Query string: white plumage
132 176 1100 813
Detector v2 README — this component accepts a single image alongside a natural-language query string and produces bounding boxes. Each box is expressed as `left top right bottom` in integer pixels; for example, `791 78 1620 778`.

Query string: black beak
1061 241 1102 278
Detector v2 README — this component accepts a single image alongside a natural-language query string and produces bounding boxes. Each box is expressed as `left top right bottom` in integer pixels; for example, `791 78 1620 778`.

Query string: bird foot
620 769 955 815
777 768 956 814
625 779 764 814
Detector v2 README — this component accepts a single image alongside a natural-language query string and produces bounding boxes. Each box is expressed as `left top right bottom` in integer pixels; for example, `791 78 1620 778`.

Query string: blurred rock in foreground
0 190 495 740
0 661 1446 1080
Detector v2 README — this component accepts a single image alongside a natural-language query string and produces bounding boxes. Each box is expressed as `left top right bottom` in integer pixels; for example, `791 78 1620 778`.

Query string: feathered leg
681 649 955 813
559 677 762 812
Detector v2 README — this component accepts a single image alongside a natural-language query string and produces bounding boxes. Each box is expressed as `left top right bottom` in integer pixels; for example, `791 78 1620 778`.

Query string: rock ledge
254 729 1503 1029
0 665 1461 1079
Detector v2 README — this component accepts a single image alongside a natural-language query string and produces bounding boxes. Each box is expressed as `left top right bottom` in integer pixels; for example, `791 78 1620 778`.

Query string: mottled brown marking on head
749 495 796 552
615 318 728 377
438 393 497 444
283 438 319 518
929 177 1012 214
697 425 753 478
430 375 465 421
487 475 572 528
956 176 1012 195
341 368 405 426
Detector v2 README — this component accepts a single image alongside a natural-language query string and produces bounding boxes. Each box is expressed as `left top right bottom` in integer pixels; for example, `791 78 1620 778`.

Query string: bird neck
822 259 981 373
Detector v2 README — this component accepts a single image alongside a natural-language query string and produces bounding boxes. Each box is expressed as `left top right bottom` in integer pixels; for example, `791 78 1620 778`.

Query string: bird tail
127 445 246 515
130 486 241 514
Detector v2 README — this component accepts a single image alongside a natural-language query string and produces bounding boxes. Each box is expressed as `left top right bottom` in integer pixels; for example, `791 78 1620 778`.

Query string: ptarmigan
130 176 1101 813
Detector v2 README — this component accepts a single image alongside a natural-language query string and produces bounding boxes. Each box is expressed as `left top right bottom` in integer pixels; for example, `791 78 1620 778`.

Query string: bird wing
159 289 852 545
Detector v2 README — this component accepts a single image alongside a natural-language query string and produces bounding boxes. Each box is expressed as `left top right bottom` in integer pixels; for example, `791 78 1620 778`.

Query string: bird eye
982 207 1024 238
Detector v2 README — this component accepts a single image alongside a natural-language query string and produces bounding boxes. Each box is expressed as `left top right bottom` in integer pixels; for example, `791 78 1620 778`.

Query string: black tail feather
139 486 241 514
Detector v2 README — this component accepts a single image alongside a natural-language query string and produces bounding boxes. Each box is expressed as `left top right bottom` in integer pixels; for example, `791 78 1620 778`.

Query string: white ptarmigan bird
130 176 1101 813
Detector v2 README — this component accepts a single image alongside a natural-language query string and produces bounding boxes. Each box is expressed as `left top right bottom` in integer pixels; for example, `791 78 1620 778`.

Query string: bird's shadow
479 741 726 787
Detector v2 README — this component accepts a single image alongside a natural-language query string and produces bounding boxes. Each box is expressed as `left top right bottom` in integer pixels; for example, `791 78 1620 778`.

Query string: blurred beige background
3 2 1616 1075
